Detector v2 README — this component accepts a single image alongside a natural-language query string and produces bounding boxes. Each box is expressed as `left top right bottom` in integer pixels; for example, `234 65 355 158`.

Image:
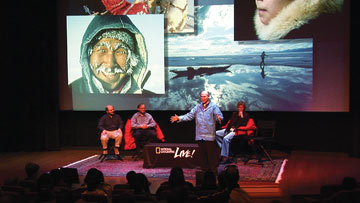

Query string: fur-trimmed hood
78 15 148 94
254 0 343 40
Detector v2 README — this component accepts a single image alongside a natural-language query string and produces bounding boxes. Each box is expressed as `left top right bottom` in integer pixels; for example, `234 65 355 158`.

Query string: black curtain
2 1 60 152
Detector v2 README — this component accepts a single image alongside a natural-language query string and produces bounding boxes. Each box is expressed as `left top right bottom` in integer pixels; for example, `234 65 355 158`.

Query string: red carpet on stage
63 155 287 183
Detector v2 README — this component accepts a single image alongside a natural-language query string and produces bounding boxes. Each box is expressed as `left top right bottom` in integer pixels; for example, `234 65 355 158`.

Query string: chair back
60 167 80 184
255 120 276 139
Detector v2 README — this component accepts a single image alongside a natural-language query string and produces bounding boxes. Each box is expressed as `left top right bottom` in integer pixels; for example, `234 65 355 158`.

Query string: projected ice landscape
148 4 313 111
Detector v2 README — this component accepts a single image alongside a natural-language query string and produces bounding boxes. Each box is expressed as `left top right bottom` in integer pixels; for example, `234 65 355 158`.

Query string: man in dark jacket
98 105 124 160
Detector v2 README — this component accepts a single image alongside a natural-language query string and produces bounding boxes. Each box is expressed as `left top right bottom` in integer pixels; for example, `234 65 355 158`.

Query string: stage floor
1 147 360 203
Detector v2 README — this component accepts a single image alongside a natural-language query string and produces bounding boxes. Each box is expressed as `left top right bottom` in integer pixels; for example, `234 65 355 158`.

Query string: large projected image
67 15 165 95
63 3 314 111
149 4 313 111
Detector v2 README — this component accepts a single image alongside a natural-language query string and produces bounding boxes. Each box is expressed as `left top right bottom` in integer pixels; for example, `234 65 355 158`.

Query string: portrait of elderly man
69 15 151 94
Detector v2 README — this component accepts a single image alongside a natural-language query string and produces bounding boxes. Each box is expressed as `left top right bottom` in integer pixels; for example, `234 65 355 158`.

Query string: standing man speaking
170 91 223 173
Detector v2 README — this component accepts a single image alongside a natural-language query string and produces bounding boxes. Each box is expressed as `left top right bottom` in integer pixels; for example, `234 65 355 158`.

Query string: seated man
215 101 256 164
131 103 157 156
98 105 124 160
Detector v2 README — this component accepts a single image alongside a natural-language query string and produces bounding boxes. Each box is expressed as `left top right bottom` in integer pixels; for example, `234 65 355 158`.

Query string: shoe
116 155 123 161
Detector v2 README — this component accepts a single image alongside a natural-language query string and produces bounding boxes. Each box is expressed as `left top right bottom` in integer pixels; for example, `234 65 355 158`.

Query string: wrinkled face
90 38 129 89
200 91 210 104
255 0 293 25
138 104 146 114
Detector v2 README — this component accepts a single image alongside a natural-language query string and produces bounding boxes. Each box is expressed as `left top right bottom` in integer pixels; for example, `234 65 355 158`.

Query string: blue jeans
215 129 235 157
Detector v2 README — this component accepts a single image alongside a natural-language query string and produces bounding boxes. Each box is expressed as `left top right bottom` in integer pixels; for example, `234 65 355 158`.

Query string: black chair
230 120 277 166
60 167 80 185
99 138 115 162
251 120 277 164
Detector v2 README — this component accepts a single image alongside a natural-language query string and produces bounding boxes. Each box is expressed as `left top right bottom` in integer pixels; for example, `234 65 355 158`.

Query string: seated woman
215 101 256 164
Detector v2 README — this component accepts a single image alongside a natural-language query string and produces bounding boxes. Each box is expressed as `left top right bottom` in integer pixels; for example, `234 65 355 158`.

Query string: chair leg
100 154 107 162
260 144 274 164
99 150 106 160
100 147 110 162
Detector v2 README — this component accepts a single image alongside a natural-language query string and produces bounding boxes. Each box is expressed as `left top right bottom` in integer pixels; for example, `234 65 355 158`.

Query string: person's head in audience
126 170 137 186
169 167 186 188
201 169 217 189
86 174 103 192
342 176 358 190
224 165 240 189
25 162 40 180
84 168 104 185
134 173 151 194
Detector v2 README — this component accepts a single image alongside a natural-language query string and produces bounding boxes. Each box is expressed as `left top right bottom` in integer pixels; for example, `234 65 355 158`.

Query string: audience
133 173 151 194
194 169 218 196
319 176 360 203
197 165 253 203
37 172 56 202
156 166 195 202
82 168 112 196
18 162 40 192
15 162 360 202
341 176 358 191
126 170 137 188
132 173 156 202
24 162 40 181
225 165 253 203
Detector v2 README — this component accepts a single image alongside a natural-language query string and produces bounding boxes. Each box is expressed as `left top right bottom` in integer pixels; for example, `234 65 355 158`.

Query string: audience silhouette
156 166 196 202
3 162 357 203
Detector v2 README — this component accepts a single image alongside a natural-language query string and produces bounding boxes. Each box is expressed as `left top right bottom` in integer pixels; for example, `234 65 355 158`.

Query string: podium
143 143 201 168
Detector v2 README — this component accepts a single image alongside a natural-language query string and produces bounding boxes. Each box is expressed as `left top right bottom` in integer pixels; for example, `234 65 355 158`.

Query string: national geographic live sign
144 143 201 168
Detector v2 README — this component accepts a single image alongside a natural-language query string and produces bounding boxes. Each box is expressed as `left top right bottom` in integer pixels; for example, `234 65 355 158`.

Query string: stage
1 147 360 202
